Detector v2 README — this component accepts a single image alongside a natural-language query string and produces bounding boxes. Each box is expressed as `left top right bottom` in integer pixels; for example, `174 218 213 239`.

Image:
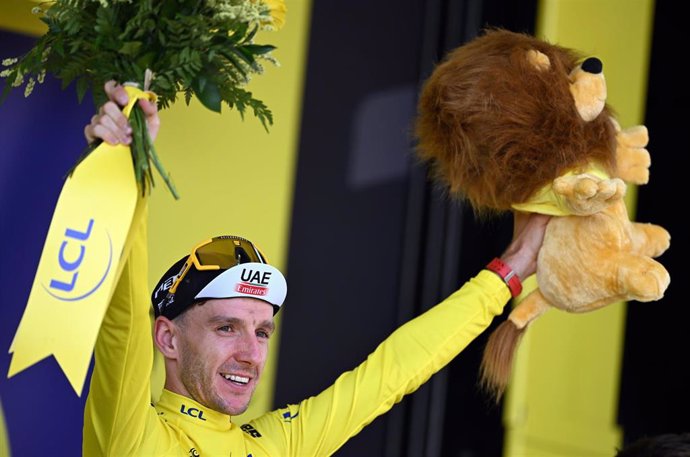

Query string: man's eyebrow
208 316 241 325
260 320 276 333
207 315 275 332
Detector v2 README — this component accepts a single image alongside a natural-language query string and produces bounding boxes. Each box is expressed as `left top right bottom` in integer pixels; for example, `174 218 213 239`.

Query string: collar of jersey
157 389 234 432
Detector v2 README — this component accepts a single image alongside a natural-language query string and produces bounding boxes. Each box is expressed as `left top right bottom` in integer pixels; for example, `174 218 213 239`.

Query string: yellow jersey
83 220 510 456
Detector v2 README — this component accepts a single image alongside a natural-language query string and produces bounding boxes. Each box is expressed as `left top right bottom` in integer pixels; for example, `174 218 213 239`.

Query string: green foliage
1 0 282 198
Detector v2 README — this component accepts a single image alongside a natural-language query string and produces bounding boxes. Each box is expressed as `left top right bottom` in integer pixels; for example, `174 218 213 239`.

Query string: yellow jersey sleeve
250 271 509 456
82 202 174 456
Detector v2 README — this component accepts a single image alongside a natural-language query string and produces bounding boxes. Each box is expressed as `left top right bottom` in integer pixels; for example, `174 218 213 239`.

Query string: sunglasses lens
195 237 263 268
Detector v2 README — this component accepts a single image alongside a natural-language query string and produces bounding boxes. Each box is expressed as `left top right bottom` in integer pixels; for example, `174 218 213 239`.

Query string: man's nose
235 333 262 364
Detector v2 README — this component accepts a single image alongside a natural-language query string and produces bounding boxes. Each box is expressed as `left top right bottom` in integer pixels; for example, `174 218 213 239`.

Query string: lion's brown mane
415 28 617 213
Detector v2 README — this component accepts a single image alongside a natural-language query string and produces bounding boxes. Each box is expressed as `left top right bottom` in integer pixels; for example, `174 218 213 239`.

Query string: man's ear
154 316 180 359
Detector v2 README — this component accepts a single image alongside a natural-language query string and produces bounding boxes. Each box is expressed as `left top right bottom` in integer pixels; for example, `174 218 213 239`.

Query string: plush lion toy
415 28 671 401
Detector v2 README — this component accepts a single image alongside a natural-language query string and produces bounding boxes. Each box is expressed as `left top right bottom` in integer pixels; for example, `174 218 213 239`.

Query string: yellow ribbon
7 86 154 395
0 397 8 457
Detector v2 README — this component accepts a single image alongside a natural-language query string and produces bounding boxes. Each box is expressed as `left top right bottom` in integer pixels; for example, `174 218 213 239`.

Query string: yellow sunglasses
169 235 268 295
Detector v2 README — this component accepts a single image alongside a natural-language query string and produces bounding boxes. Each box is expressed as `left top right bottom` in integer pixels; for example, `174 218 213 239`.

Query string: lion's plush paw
615 125 651 184
553 174 626 215
632 222 671 258
620 257 670 302
617 124 648 146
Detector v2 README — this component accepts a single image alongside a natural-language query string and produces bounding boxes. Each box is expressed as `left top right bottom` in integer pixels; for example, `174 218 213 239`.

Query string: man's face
173 297 275 416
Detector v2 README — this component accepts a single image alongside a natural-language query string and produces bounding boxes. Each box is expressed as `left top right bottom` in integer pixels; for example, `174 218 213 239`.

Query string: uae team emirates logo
236 268 271 296
236 282 268 296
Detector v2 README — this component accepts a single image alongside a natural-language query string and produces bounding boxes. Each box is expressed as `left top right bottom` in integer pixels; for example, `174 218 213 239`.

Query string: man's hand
499 212 551 280
83 80 160 145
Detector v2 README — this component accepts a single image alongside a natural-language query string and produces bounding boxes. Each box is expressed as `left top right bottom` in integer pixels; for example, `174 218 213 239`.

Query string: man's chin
214 394 251 416
212 382 256 415
223 401 250 416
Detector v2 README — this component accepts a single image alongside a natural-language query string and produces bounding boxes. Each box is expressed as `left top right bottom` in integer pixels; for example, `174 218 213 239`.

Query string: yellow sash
8 86 153 395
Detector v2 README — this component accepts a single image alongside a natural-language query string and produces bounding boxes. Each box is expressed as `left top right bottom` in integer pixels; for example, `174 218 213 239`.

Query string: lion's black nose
581 57 603 74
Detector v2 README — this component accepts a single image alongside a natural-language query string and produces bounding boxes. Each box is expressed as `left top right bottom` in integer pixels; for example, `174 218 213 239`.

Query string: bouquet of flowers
1 0 286 198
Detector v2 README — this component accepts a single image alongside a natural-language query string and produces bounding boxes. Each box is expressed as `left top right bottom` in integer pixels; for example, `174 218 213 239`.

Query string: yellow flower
263 0 286 30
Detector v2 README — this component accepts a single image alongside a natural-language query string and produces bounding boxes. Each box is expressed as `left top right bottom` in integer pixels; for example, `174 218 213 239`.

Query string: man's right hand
499 212 551 281
83 80 160 146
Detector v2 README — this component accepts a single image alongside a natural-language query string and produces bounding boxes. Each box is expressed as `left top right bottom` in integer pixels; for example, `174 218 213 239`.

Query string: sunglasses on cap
169 235 268 296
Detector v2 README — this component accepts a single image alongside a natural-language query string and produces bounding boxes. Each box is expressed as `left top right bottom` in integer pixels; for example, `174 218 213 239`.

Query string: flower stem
131 104 179 200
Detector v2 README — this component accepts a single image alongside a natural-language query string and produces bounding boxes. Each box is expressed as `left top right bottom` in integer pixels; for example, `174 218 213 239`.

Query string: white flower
11 70 24 87
212 0 267 24
2 58 18 66
261 54 279 67
24 77 35 97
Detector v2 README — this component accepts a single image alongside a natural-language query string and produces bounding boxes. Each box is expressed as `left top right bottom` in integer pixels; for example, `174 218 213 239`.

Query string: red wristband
486 258 522 298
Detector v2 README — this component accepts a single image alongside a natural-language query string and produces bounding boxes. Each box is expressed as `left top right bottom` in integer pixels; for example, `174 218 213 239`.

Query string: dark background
274 1 688 456
618 0 689 445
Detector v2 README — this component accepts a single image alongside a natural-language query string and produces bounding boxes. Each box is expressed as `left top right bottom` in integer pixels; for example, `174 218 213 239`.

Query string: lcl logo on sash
42 218 113 301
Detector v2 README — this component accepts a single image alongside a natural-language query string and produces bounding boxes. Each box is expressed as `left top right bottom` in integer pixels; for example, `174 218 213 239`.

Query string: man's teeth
223 374 249 384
